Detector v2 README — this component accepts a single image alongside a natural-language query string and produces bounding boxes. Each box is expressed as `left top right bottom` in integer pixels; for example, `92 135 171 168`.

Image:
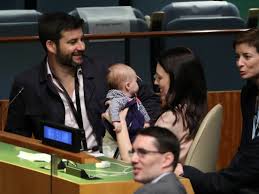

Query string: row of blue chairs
1 0 210 15
0 1 246 37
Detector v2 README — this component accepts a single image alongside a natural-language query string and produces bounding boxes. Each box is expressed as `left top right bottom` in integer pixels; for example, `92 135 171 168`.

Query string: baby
105 63 150 139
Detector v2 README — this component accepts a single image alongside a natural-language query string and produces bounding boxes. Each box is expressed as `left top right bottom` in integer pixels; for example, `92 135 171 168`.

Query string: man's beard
56 48 85 68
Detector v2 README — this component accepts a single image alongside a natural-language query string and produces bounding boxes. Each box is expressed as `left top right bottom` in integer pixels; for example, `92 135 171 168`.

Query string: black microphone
2 87 24 131
9 87 24 106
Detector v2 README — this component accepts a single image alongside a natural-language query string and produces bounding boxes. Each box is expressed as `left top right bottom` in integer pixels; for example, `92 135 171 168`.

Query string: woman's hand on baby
101 111 111 123
119 108 129 121
113 121 122 133
116 108 129 133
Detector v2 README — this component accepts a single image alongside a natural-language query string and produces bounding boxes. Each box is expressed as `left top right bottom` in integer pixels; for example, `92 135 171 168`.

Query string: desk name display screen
44 126 72 145
42 121 87 152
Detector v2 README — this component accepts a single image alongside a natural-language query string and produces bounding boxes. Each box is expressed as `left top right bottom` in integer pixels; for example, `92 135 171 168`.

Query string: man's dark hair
38 12 85 51
137 126 180 169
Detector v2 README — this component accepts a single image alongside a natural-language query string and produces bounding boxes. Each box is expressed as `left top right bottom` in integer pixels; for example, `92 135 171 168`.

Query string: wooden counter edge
0 131 99 163
179 177 195 194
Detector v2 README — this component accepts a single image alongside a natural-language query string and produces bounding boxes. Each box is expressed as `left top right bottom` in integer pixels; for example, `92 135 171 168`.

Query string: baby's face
128 74 139 96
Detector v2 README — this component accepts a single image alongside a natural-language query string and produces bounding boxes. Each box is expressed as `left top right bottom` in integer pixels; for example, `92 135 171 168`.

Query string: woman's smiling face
154 63 170 106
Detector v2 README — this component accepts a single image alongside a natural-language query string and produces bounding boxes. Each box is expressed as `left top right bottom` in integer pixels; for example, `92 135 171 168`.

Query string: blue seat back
0 10 41 36
159 1 245 90
70 6 152 85
0 1 25 10
0 41 45 98
162 1 242 29
37 0 119 13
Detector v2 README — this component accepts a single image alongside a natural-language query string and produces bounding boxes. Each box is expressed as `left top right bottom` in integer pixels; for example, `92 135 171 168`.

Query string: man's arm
183 166 235 194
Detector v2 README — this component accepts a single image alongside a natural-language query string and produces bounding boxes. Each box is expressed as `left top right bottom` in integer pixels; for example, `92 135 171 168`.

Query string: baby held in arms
104 63 150 140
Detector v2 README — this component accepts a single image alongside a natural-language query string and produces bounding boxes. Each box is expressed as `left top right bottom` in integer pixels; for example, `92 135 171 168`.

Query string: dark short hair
136 126 180 169
233 28 259 53
38 12 85 51
157 47 207 140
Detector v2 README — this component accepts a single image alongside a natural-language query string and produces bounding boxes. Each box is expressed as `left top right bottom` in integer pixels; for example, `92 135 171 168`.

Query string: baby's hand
113 121 122 133
144 122 150 128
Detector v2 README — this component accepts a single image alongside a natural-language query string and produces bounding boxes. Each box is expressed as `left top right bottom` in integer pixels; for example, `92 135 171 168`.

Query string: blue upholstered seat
0 10 41 36
70 6 152 86
157 1 246 90
0 10 44 98
161 1 245 30
0 1 24 10
37 0 119 13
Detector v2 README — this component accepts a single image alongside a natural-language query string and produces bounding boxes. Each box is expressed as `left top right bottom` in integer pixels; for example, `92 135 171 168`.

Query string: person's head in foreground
130 126 180 184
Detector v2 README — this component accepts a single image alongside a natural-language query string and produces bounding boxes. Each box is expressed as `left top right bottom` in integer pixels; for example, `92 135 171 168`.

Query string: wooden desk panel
0 99 8 131
0 161 194 194
0 141 194 194
0 162 50 194
0 161 139 194
208 91 242 169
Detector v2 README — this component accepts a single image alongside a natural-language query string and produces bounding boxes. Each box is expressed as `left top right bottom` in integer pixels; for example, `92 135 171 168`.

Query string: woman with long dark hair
154 47 207 163
116 47 207 163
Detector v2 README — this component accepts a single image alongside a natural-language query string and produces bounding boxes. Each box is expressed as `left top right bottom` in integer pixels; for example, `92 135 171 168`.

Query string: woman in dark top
176 29 259 194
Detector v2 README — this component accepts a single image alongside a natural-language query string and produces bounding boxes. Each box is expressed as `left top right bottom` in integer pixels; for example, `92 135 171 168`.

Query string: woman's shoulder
155 111 185 130
156 110 188 131
156 111 176 124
